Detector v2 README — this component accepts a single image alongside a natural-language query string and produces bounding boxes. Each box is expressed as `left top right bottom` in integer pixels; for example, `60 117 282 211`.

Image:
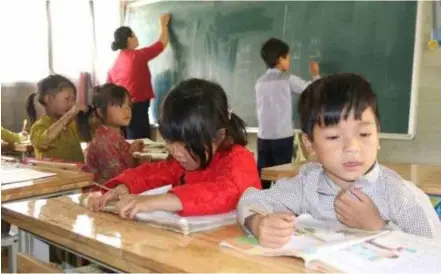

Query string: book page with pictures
220 214 385 263
315 230 441 273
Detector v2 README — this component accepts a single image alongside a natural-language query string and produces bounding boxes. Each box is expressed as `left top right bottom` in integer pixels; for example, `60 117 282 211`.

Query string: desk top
261 162 441 195
1 166 93 202
2 194 309 273
1 140 33 153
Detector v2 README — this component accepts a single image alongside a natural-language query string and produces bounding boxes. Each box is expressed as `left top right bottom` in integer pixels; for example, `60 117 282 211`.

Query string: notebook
1 165 56 185
102 185 236 235
133 151 169 161
220 214 441 272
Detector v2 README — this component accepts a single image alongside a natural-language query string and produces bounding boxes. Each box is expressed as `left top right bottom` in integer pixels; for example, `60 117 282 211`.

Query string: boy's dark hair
78 83 130 141
298 73 380 140
159 78 247 169
111 26 134 51
26 74 76 126
260 38 290 68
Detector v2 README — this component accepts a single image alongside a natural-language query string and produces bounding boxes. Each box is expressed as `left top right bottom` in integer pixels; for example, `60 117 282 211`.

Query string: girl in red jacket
88 78 261 218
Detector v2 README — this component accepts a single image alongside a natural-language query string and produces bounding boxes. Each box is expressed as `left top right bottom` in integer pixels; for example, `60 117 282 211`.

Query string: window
0 0 120 84
50 0 94 79
0 0 49 83
93 0 120 84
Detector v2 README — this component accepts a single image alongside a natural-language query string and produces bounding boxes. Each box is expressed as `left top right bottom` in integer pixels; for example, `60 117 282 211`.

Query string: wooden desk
261 162 441 195
2 141 34 162
2 194 309 273
1 166 93 203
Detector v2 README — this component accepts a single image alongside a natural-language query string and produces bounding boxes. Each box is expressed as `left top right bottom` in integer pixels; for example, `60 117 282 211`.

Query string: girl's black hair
26 74 76 126
159 78 247 169
111 26 134 51
78 83 130 141
297 73 380 141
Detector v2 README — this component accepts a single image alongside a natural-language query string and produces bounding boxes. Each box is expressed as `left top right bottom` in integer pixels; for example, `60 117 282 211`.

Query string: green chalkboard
127 1 417 135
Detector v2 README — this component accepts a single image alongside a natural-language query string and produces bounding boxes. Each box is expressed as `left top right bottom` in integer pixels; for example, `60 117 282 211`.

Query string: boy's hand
309 60 320 77
334 188 385 230
160 13 171 27
247 213 295 248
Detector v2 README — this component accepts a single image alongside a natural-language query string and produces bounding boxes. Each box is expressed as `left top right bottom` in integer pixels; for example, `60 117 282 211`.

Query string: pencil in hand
22 119 27 132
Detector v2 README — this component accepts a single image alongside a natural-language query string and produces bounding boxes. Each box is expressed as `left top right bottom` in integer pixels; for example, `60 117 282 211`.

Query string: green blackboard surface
127 1 417 136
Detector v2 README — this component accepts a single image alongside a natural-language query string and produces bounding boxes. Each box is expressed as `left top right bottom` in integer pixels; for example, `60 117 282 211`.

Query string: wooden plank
17 253 61 273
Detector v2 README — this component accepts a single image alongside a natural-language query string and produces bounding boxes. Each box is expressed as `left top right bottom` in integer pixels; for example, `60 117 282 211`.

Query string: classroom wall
1 84 36 132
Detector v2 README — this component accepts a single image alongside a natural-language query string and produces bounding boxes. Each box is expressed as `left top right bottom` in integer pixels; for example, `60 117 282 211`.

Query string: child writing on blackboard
256 38 320 188
87 78 261 218
238 73 441 248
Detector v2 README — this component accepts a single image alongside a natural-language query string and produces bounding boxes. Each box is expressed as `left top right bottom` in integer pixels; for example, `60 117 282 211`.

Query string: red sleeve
104 159 184 194
171 146 261 216
136 41 165 63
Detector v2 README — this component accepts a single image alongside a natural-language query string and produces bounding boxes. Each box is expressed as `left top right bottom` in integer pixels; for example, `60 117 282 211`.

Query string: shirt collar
316 161 380 196
266 68 282 74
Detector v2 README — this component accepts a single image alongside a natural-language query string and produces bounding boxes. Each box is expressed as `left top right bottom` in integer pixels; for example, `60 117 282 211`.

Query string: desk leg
8 236 18 273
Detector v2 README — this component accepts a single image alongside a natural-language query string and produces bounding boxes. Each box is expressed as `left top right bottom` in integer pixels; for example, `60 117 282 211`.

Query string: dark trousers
126 100 151 139
257 136 295 189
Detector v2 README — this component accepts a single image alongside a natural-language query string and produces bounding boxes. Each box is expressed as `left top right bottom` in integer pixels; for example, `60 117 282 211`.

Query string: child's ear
42 94 50 105
301 133 316 158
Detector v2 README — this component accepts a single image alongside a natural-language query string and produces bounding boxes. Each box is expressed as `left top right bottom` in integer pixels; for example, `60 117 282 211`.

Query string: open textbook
102 185 236 235
220 214 441 273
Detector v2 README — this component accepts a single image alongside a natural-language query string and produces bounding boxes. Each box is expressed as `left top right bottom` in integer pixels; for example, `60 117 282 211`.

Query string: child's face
105 96 132 127
167 137 223 171
304 107 380 188
278 54 290 71
47 88 76 117
167 143 200 170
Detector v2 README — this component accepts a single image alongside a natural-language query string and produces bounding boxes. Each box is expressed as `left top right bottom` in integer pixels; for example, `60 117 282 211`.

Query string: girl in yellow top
26 74 87 163
1 126 27 144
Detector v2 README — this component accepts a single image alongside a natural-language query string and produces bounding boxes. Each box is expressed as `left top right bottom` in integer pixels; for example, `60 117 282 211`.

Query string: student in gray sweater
255 38 319 188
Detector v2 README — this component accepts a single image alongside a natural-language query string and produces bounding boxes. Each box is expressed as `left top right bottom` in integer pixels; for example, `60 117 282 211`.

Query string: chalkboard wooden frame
125 0 424 140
